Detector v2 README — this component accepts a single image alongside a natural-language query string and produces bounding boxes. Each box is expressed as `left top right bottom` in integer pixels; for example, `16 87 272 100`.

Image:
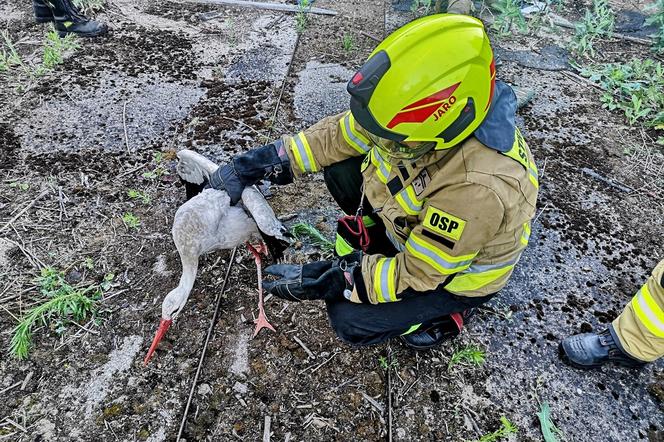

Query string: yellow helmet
347 14 495 160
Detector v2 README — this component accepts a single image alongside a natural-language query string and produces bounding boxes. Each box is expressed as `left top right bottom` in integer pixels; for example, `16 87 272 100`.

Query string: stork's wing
176 150 219 185
241 186 290 242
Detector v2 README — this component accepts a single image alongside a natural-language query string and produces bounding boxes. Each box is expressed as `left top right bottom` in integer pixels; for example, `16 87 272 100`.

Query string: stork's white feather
172 188 258 258
241 186 289 241
176 149 218 185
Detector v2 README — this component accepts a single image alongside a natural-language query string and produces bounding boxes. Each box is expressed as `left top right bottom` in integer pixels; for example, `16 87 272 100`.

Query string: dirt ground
0 0 663 441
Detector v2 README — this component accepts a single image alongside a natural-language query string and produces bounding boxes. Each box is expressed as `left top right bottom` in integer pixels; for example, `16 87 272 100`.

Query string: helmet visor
366 133 436 161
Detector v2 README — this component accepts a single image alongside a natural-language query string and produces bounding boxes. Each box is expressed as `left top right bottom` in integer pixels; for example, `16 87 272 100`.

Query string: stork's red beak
144 318 172 366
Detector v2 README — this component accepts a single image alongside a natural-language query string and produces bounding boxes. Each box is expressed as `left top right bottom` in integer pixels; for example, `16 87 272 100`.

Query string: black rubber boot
41 0 108 37
400 309 474 350
559 328 646 369
33 0 54 23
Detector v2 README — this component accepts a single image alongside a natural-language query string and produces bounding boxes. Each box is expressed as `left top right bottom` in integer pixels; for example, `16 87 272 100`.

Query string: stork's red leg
246 242 275 338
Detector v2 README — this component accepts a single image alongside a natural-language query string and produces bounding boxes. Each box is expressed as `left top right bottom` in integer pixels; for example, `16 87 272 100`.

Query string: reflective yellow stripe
406 234 475 275
401 323 422 335
370 147 391 183
395 185 423 215
528 161 539 189
290 132 318 173
374 257 397 303
339 112 371 154
445 262 515 292
290 137 306 173
335 233 355 256
520 222 531 246
632 285 664 338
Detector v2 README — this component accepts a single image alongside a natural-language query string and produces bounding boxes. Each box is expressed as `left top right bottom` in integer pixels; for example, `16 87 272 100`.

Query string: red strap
339 214 370 252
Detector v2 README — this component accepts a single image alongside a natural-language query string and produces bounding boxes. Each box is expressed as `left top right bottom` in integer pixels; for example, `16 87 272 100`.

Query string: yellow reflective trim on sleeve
373 258 397 303
339 112 371 154
445 263 515 293
405 234 475 275
293 132 318 172
395 185 423 216
632 285 664 338
520 222 531 246
289 137 307 173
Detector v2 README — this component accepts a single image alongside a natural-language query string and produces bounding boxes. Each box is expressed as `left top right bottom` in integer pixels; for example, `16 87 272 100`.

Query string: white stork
144 150 290 365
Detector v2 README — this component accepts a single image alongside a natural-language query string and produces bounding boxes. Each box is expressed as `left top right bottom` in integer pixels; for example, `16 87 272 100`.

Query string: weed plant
470 416 518 442
10 267 102 359
291 222 335 254
491 0 527 36
646 0 664 53
537 402 564 442
39 25 79 74
342 33 355 52
127 189 151 204
296 0 310 34
580 58 664 127
0 30 23 72
122 212 141 229
448 344 486 370
570 0 614 58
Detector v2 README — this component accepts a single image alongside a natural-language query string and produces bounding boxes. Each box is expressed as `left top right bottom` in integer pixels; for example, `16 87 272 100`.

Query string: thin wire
176 246 238 441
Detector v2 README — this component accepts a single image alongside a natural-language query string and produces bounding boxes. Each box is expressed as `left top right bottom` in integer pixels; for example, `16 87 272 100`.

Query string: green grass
491 0 527 36
448 344 486 370
38 25 79 74
469 416 518 442
579 58 664 127
127 189 151 204
342 33 355 52
295 0 310 34
122 212 141 229
377 354 397 370
10 267 102 359
9 181 29 191
537 402 564 442
290 222 335 254
0 30 23 73
570 0 615 58
646 0 664 53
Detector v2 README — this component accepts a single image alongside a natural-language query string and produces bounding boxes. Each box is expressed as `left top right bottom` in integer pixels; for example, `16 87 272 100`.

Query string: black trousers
322 156 494 346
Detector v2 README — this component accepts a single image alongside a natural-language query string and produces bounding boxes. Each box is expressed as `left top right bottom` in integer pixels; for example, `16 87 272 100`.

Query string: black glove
209 140 293 205
264 253 363 302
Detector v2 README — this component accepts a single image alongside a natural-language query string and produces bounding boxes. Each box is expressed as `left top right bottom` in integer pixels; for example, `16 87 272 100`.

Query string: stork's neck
178 257 198 294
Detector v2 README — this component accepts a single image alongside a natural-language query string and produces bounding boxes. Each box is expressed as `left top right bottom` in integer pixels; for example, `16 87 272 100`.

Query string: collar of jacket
473 80 517 153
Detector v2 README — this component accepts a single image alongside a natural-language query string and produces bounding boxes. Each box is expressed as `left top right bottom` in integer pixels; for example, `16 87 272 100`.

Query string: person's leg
326 288 493 346
36 0 108 37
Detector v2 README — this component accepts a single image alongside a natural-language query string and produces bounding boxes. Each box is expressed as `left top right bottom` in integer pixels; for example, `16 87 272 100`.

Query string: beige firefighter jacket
281 110 538 304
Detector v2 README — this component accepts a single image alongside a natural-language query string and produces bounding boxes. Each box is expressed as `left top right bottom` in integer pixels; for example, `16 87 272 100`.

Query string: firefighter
560 259 664 368
200 14 539 349
32 0 107 37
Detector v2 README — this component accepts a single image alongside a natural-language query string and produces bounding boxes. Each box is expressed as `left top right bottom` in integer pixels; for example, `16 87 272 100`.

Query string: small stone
577 388 583 394
197 383 212 396
397 428 406 438
233 382 248 395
